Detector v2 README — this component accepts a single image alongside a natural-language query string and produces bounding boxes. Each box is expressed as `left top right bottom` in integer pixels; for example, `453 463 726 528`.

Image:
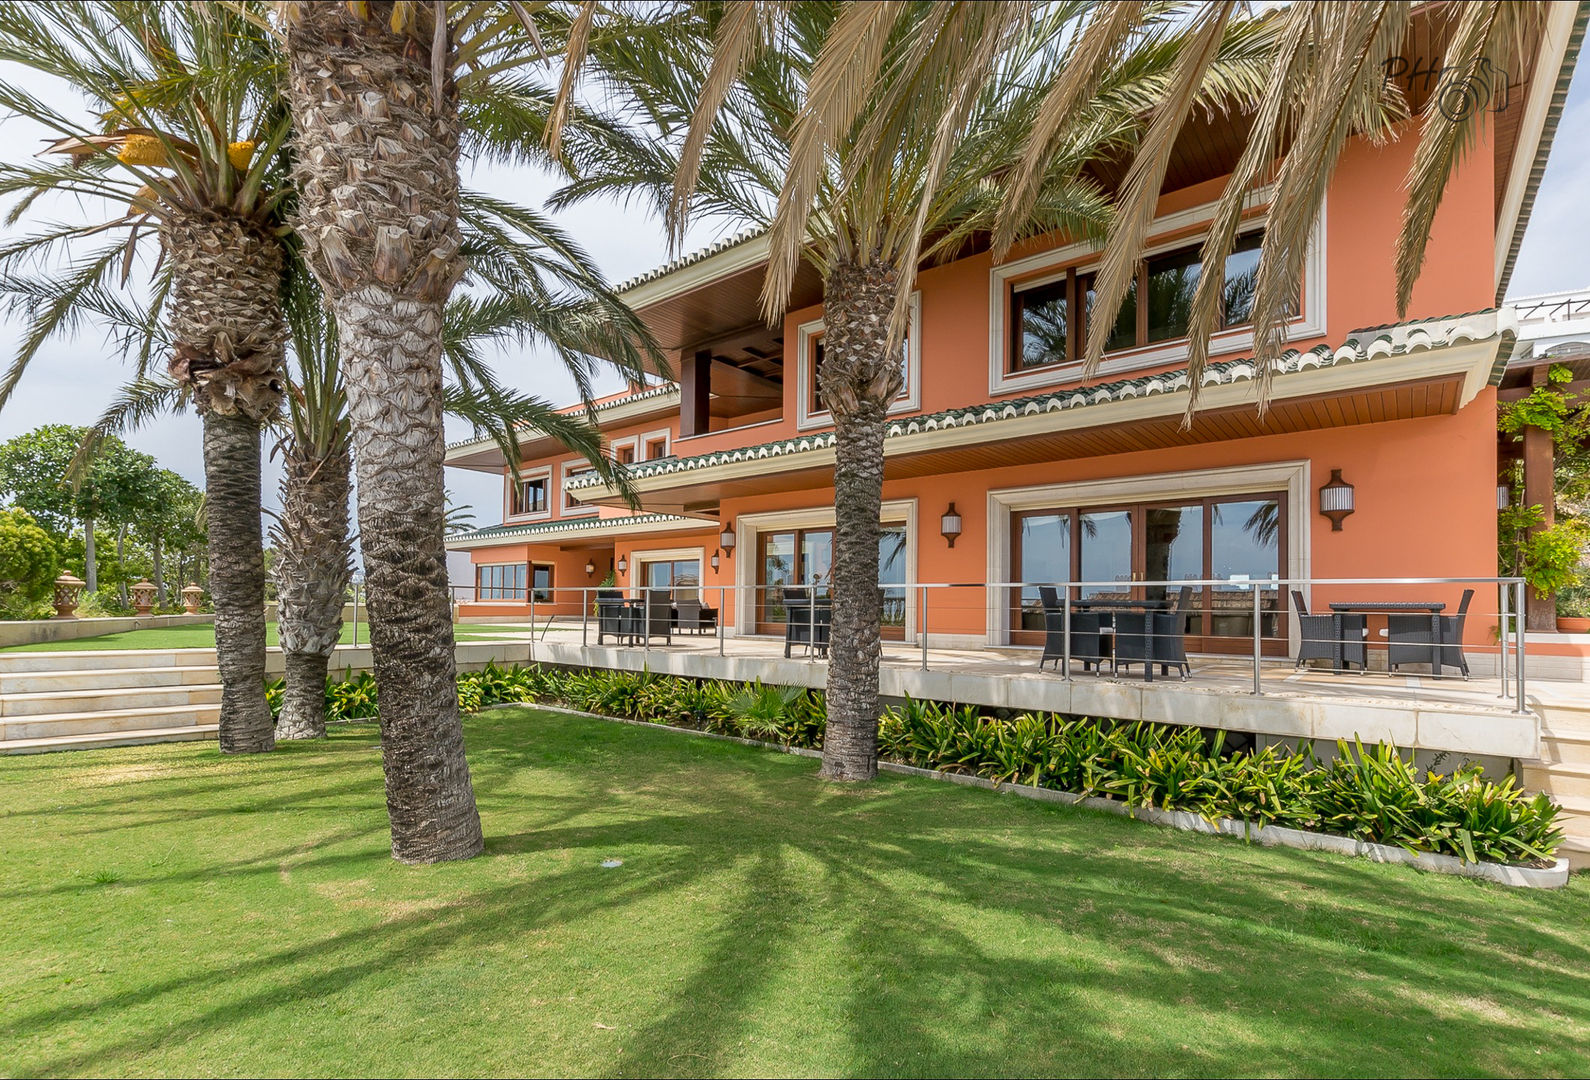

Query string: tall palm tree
0 1 295 753
565 2 1270 780
277 1 656 861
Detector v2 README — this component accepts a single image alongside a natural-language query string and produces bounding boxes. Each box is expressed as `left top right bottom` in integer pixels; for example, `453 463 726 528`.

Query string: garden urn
51 573 86 619
181 583 203 614
131 580 157 615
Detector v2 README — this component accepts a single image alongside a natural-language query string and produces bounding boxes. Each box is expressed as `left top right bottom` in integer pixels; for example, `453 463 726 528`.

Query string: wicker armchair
783 587 830 658
1388 589 1472 677
1291 590 1366 671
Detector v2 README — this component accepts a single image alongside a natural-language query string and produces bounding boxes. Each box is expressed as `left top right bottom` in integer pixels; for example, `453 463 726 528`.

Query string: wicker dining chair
1388 589 1473 677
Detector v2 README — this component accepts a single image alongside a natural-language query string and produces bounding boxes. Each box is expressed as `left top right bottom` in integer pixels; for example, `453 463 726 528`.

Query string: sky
1 49 1588 527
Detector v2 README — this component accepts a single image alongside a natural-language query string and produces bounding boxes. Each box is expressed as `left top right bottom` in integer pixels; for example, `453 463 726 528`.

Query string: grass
2 710 1587 1078
0 623 539 652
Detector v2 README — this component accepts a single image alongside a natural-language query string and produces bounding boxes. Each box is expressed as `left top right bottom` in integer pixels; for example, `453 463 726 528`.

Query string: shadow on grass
3 708 1588 1077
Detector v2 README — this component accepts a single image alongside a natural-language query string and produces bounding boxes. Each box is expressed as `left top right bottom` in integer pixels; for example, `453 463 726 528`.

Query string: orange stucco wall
457 126 1505 643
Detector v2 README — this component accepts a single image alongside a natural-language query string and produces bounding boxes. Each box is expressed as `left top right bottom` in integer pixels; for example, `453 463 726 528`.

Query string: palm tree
565 2 1269 780
277 2 657 861
0 1 296 754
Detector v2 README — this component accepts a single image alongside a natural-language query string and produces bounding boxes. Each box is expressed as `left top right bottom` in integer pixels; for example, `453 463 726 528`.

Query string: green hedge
265 663 1562 866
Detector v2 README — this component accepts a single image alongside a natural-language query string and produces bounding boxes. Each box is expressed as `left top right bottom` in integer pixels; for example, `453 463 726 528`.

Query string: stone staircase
1522 698 1590 870
0 648 221 753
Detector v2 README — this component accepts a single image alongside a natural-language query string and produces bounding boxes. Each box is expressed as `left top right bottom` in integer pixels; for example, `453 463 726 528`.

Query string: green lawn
0 623 538 652
2 710 1587 1078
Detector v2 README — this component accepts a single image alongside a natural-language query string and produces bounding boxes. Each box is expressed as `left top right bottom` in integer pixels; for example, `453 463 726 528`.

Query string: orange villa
444 4 1590 861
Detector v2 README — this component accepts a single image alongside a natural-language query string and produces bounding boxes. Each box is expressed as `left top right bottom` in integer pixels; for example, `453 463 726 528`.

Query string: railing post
1515 580 1528 714
352 583 360 647
718 586 725 657
1251 584 1263 696
920 585 928 671
1061 586 1071 681
1497 583 1509 701
529 587 536 661
644 588 651 658
809 588 817 665
581 587 589 649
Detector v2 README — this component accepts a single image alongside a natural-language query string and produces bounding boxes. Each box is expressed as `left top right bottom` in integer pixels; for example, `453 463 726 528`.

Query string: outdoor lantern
940 502 963 548
719 523 736 554
130 580 157 615
616 556 628 574
585 560 596 577
51 573 85 620
181 582 203 614
710 551 721 571
1318 468 1355 531
1497 483 1511 510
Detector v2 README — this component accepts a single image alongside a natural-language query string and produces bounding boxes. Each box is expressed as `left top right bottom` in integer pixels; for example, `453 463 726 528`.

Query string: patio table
1328 600 1447 675
1072 598 1171 682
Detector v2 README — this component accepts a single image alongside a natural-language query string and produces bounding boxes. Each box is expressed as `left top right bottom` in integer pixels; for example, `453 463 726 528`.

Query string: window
645 436 669 461
531 563 553 602
615 444 636 465
1009 229 1279 373
644 558 700 603
477 563 526 601
806 330 912 416
509 474 548 516
563 462 595 511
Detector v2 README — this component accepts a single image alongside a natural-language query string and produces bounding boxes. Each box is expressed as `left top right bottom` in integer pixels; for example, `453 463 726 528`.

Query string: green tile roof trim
449 512 702 544
444 383 679 452
615 227 766 294
565 311 1515 491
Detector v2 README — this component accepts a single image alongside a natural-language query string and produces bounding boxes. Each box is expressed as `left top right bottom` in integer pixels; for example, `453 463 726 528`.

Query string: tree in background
133 470 206 606
0 424 163 597
0 508 59 619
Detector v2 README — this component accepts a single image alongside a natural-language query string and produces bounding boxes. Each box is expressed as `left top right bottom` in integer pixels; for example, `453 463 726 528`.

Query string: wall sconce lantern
940 502 963 548
616 556 628 574
719 523 736 555
584 560 596 577
1497 483 1511 510
1318 469 1355 531
710 551 721 571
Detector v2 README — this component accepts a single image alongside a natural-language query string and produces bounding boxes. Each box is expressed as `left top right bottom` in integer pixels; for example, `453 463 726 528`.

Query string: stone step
0 702 220 740
0 684 221 718
1522 762 1590 800
0 648 216 673
1539 724 1590 766
0 666 221 695
1558 836 1590 870
1 723 219 754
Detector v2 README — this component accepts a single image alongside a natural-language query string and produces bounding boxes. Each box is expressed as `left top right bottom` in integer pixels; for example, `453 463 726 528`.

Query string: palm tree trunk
817 258 903 782
273 437 352 741
162 208 287 755
83 517 96 593
286 6 482 862
203 411 273 753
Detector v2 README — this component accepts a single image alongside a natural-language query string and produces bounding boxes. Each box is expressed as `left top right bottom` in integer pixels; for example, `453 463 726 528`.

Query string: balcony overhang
566 311 1516 512
446 512 717 551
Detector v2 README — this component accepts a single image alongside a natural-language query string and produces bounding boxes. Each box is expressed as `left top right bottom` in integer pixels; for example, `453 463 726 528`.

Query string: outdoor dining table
1071 597 1171 683
1327 600 1447 675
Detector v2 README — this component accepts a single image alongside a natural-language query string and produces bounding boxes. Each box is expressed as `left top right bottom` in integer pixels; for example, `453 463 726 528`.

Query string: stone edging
512 704 1571 889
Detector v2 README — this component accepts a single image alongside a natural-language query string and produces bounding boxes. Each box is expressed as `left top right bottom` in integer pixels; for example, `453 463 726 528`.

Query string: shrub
0 508 57 619
260 664 1562 866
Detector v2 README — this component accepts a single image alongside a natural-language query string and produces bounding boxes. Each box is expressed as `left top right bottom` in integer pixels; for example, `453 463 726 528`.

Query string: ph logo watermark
1382 56 1512 122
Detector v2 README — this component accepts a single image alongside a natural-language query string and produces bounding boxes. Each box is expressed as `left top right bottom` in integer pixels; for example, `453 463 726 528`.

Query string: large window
509 474 548 516
644 558 700 602
1010 229 1276 373
478 563 527 601
757 525 906 636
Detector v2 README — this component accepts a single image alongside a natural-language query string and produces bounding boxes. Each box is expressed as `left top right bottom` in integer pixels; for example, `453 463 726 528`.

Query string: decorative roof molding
567 311 1515 494
444 383 681 455
446 512 713 548
613 227 767 295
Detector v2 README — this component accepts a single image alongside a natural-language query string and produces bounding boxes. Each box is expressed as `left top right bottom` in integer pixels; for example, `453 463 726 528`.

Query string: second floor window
808 332 911 416
1010 229 1273 373
511 475 548 516
563 463 594 510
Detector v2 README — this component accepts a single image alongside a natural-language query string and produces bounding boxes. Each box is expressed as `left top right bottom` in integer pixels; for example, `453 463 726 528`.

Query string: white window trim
988 191 1327 395
731 500 919 642
984 461 1311 651
559 459 600 516
630 546 706 595
640 427 672 461
795 291 924 432
608 435 640 465
504 465 552 522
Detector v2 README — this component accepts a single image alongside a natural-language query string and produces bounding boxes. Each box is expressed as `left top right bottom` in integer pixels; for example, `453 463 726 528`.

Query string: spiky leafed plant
564 2 1271 780
0 1 298 753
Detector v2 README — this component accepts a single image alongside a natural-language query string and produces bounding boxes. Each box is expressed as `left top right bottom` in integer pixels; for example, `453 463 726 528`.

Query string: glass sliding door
1008 491 1286 652
644 558 700 603
756 524 909 638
